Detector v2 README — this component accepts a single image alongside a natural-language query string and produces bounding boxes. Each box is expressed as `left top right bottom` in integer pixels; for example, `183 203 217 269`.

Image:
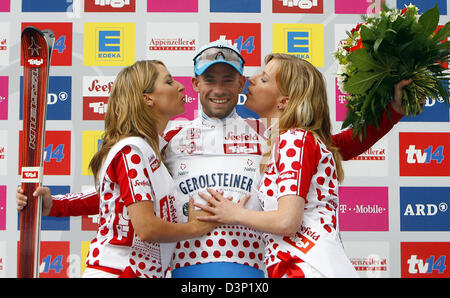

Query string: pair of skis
18 27 54 278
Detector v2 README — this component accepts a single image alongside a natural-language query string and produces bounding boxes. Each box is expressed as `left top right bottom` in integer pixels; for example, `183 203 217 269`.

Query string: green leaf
397 40 415 54
369 95 379 127
348 48 384 71
344 70 382 94
418 4 440 36
438 40 450 50
435 79 450 104
341 116 353 130
360 25 375 41
373 37 383 54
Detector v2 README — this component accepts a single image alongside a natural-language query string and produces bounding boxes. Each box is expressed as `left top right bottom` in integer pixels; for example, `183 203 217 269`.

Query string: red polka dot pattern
172 225 265 270
86 142 171 278
256 129 341 275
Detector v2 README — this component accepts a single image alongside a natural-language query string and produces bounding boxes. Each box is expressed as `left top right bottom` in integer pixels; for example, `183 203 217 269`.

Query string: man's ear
239 75 246 93
192 76 200 93
143 93 154 107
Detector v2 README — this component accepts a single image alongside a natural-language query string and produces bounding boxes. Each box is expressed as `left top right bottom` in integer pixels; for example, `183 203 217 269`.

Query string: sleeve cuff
388 102 404 124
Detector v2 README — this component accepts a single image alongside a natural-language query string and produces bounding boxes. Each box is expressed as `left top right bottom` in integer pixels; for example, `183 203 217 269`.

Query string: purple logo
339 186 389 231
147 0 198 12
0 0 10 12
335 77 347 121
335 0 381 14
171 76 198 121
0 186 5 230
0 77 7 120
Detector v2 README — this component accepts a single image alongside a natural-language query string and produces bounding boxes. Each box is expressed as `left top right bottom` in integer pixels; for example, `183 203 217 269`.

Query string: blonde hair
261 54 344 182
89 60 164 186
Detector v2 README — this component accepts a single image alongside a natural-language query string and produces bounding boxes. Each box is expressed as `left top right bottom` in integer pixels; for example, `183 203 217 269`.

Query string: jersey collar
201 108 238 124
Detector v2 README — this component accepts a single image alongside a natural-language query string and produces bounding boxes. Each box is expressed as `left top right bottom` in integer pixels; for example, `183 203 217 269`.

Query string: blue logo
401 97 450 122
234 36 255 55
287 31 309 53
98 30 121 52
400 187 450 231
397 0 447 15
22 0 73 12
97 30 122 59
20 76 72 120
401 81 450 122
407 255 447 275
287 31 312 60
405 145 445 164
179 173 254 195
44 144 65 163
210 0 261 12
18 186 70 231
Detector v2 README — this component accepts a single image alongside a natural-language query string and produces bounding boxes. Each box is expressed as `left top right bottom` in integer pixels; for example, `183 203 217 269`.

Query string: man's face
192 63 246 119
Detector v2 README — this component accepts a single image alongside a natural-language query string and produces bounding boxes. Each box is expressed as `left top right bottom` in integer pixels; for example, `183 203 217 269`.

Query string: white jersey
86 137 180 278
162 109 267 272
258 129 358 278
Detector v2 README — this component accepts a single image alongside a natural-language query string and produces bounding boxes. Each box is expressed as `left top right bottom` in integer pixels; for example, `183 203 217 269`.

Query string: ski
18 27 54 278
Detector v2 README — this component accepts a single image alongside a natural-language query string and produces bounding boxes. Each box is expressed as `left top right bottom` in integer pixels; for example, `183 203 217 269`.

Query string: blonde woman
195 54 412 278
20 60 215 278
87 60 217 278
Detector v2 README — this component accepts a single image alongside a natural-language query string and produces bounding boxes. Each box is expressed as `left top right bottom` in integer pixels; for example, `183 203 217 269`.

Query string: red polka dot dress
257 129 357 278
85 137 179 278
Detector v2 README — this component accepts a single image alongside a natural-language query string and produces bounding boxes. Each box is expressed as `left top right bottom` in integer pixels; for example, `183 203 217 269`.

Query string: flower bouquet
334 3 450 140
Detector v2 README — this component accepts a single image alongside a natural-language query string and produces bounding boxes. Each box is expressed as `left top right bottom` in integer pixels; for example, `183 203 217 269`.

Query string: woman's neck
260 110 282 132
156 117 169 135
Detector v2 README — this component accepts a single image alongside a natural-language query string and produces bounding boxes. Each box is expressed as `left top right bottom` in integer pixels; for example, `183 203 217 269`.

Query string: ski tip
41 29 55 40
21 27 55 50
21 26 45 38
42 30 56 50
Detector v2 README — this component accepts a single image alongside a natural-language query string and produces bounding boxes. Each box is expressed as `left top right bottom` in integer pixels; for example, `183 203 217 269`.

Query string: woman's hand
16 186 53 216
194 188 251 225
391 78 426 115
186 196 220 235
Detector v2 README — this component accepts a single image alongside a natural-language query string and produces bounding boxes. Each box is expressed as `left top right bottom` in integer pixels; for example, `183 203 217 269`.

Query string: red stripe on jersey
296 131 307 197
121 152 137 201
105 149 135 246
164 126 184 142
296 132 320 199
161 126 183 154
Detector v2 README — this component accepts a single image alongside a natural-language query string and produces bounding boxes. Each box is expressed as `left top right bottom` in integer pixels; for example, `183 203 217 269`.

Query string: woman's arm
128 198 216 243
196 189 304 237
115 144 216 243
16 186 100 217
195 131 318 237
334 79 413 160
239 195 304 237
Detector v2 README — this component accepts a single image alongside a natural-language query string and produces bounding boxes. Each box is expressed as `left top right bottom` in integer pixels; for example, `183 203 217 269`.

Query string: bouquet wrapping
334 3 450 140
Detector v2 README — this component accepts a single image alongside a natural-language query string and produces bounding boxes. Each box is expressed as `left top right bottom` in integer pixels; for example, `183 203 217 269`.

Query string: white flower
336 64 348 94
